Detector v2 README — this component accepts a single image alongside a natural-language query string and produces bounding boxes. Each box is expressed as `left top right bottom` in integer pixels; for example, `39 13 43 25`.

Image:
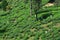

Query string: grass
0 0 60 40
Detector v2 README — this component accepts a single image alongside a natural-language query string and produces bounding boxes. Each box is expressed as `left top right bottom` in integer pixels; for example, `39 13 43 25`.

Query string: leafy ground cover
0 0 60 40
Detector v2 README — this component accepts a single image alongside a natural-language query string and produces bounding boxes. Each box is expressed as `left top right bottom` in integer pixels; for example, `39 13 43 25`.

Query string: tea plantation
0 0 60 40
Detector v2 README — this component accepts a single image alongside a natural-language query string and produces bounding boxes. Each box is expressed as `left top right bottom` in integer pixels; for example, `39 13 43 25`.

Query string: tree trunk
30 0 42 20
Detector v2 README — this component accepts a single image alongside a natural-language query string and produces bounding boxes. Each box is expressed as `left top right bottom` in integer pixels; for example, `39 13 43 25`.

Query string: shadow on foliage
0 30 5 33
35 9 52 21
39 13 52 20
0 0 8 11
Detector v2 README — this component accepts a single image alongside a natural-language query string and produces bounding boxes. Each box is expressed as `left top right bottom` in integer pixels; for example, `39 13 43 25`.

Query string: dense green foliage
0 0 60 40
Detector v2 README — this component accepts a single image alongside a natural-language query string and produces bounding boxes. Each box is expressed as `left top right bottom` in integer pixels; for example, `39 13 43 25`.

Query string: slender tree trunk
34 0 41 20
30 0 32 15
30 0 42 20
